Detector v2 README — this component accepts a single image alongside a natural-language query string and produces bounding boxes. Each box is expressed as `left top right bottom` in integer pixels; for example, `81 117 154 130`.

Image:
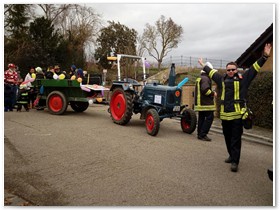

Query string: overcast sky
88 3 273 63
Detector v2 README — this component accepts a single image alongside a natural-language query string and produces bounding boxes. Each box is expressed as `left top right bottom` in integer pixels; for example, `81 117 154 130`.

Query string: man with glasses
198 43 272 172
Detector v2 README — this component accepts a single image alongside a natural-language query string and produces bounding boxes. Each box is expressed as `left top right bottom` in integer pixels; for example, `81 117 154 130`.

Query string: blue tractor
108 54 197 136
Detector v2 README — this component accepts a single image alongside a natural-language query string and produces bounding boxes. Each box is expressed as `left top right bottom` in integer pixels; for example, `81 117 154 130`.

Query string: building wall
181 85 195 110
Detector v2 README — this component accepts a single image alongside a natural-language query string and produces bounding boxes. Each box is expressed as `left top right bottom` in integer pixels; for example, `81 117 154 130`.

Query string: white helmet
35 67 42 73
205 62 213 69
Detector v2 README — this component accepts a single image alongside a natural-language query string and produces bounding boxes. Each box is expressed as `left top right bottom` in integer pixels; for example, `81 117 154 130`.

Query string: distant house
235 23 273 71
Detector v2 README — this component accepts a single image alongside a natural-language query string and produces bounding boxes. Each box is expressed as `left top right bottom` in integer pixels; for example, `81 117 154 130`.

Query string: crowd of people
4 64 84 112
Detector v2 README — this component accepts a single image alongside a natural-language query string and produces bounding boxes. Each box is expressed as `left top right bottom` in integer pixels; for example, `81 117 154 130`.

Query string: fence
161 55 231 69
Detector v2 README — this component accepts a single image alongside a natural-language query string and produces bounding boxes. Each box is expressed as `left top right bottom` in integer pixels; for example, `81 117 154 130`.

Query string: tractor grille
167 91 175 104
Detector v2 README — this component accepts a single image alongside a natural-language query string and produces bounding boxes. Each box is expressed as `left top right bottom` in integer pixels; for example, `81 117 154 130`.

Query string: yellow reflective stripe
253 61 261 72
205 89 212 96
220 111 241 117
220 79 225 115
234 81 240 112
234 104 239 112
206 90 211 96
196 78 201 106
221 82 225 100
194 105 216 111
236 103 241 112
209 69 217 79
220 115 242 120
234 81 239 100
220 111 242 120
242 111 249 120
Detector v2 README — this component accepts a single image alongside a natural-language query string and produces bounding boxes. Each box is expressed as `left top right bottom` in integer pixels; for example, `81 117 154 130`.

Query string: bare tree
136 35 147 57
37 4 73 25
142 15 183 70
37 4 102 61
57 5 101 37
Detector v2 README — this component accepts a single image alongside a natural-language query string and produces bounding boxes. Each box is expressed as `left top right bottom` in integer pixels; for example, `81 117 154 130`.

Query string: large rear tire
110 88 133 125
145 108 160 136
181 109 197 134
47 91 68 115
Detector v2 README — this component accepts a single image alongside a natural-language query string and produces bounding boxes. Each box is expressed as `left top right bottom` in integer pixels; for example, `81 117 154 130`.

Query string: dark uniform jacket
203 55 269 120
194 73 216 111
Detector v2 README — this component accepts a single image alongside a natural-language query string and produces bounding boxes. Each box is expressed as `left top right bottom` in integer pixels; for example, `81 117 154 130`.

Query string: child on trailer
16 83 30 112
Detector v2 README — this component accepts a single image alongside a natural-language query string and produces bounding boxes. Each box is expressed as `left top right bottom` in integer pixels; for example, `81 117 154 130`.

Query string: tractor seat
123 78 141 86
146 79 160 86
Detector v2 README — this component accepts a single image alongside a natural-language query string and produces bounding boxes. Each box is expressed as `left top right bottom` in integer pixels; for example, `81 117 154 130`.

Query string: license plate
173 106 180 112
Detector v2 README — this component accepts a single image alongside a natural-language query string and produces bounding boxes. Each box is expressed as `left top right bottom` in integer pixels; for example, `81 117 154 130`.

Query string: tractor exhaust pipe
168 63 176 86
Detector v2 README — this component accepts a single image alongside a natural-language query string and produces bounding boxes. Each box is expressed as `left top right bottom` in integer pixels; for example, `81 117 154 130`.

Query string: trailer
33 75 109 115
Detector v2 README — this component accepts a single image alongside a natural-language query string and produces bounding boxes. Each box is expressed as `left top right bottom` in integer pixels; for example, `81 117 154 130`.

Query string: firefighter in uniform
198 43 272 172
194 68 217 141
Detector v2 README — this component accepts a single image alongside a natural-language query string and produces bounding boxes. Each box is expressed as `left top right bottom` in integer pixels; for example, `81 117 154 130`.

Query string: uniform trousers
222 118 243 164
197 111 214 138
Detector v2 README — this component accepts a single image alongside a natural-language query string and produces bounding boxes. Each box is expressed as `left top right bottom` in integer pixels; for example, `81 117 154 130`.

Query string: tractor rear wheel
181 109 197 134
70 101 89 112
47 91 68 115
145 108 160 136
110 88 133 125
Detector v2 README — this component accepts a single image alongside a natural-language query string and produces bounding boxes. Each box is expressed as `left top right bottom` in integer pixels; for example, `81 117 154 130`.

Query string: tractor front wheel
145 108 160 136
110 88 133 125
181 109 197 134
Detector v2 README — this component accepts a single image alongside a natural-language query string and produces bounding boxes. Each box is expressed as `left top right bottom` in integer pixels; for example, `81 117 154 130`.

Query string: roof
235 23 273 69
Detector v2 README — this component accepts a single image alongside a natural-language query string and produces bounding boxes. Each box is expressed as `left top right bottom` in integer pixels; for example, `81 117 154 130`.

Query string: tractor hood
141 84 182 108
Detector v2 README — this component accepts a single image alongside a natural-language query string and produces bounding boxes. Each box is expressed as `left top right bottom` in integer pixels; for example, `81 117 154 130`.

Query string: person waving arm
198 58 223 89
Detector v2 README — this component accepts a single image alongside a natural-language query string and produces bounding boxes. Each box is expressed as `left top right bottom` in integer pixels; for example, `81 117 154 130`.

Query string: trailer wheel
181 109 197 134
145 108 160 136
47 91 68 115
70 101 89 112
110 88 133 125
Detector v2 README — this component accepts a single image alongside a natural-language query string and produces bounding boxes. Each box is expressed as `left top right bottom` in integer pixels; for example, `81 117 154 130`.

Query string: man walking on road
194 67 217 141
198 43 272 172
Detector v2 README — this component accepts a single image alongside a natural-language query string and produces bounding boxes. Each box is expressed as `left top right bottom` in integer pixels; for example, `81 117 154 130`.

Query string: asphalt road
4 105 273 206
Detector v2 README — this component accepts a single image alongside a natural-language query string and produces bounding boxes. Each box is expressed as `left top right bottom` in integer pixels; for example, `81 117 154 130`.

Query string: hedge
247 71 273 129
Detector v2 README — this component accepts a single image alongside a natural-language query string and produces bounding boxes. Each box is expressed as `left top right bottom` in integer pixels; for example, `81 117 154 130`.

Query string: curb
210 125 273 147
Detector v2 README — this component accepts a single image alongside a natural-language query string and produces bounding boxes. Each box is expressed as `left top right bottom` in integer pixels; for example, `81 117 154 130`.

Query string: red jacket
4 69 18 84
